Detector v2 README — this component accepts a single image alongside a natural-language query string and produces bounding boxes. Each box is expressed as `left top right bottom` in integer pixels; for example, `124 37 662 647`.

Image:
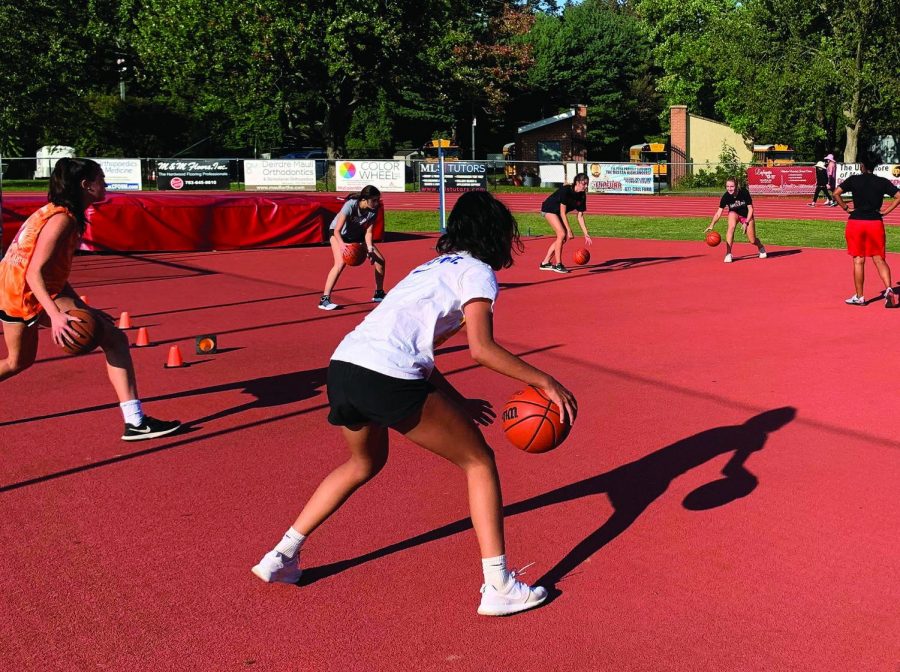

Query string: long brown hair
48 158 103 234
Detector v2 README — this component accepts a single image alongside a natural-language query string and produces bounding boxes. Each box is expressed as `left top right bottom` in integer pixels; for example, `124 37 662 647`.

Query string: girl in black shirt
705 177 767 263
538 173 592 273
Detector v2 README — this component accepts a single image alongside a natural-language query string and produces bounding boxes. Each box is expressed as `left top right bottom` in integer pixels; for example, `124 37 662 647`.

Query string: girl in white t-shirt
253 191 577 617
319 184 386 310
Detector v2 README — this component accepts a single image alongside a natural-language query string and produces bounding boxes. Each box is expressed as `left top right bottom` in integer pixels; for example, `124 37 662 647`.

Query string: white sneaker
723 254 733 263
845 295 865 306
251 550 302 584
318 295 338 311
477 569 547 616
758 247 767 259
885 289 898 308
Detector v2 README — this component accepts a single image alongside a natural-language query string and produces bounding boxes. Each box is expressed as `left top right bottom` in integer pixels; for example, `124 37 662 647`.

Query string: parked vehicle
279 149 327 178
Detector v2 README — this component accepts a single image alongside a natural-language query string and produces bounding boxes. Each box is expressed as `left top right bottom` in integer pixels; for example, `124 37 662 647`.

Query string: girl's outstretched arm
463 298 577 424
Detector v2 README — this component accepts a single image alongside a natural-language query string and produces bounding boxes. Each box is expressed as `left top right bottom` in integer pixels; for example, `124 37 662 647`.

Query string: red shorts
845 218 885 257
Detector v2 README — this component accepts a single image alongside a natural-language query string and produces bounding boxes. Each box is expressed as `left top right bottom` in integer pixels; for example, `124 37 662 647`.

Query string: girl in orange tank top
0 158 181 442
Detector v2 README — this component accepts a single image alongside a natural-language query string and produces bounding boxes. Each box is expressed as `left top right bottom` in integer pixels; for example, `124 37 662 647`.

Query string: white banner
835 163 900 192
244 160 317 191
94 158 142 191
335 160 405 192
586 163 654 194
538 164 565 184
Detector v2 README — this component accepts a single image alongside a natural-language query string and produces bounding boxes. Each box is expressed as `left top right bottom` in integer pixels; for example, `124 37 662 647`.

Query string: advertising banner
94 158 142 191
156 159 232 190
586 163 654 194
244 160 317 191
335 160 405 192
745 166 816 194
418 162 488 192
836 163 900 191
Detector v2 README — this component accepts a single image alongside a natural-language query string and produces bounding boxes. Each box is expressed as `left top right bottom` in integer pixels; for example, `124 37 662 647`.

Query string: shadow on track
298 407 796 593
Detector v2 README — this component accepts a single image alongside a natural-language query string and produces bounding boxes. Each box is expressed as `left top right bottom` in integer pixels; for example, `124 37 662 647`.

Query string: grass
384 211 893 252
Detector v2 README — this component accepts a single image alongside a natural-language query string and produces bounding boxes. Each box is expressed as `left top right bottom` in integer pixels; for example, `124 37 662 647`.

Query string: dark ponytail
48 158 102 234
345 184 381 209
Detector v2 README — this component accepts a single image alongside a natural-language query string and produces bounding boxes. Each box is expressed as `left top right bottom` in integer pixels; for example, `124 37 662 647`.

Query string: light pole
471 114 476 160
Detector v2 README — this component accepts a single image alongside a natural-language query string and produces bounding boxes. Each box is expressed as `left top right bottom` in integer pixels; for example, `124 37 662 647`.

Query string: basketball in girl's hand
573 248 591 266
501 386 571 454
60 308 103 355
705 231 722 247
342 242 367 266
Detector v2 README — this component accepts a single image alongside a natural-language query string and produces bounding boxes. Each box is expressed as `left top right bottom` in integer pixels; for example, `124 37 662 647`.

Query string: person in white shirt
253 191 577 616
319 184 386 310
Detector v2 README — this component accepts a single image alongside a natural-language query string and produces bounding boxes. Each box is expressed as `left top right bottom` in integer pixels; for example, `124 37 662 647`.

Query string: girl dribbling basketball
0 158 180 441
253 191 577 616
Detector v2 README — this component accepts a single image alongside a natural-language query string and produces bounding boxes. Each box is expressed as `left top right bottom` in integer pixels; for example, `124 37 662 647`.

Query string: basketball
60 308 103 356
342 243 367 266
501 386 571 454
705 231 721 247
573 248 591 265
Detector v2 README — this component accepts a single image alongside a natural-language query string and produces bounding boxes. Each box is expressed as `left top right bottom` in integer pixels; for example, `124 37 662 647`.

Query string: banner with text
745 166 816 194
419 162 488 192
586 163 654 194
335 160 405 192
94 158 142 191
156 159 232 190
244 160 317 191
835 163 900 191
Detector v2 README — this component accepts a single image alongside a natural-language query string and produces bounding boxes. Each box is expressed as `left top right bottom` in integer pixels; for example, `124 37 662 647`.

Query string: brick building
515 105 588 172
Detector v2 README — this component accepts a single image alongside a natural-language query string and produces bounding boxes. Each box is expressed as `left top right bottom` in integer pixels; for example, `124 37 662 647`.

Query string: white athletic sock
482 554 509 591
120 399 144 427
274 528 306 558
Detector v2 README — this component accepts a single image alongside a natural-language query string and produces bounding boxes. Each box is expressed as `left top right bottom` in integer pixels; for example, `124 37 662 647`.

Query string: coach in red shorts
833 155 900 306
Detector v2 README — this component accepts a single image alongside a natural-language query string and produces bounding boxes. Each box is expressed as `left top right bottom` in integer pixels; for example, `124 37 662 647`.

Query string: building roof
517 109 576 135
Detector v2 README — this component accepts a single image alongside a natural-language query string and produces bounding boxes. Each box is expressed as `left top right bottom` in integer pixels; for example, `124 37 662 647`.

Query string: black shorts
0 309 41 327
327 360 433 428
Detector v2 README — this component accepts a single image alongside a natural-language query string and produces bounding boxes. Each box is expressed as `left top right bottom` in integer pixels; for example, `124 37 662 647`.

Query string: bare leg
53 295 138 402
291 424 389 536
725 212 738 256
396 391 504 558
745 218 764 248
872 255 892 291
853 256 866 297
370 244 385 292
540 213 568 266
323 233 347 297
0 321 39 381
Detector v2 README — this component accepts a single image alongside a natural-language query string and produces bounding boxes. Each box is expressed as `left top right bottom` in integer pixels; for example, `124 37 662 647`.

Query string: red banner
2 192 384 253
746 166 816 195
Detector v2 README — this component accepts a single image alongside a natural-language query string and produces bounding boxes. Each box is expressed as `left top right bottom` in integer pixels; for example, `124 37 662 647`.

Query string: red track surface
2 235 898 670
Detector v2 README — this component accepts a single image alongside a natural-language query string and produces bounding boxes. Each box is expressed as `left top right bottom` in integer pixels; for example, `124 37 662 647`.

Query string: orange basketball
342 243 367 266
60 308 103 356
501 386 571 454
705 231 721 247
573 248 591 265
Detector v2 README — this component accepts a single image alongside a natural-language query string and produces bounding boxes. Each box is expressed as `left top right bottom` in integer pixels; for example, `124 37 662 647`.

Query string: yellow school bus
629 142 668 178
423 139 460 162
752 144 795 166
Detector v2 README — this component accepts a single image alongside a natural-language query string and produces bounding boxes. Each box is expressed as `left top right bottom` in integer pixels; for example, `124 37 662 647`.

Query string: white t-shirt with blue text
331 251 498 379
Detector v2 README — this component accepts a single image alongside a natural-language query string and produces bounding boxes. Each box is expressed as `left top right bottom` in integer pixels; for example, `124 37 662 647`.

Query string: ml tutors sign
418 161 488 192
335 160 405 192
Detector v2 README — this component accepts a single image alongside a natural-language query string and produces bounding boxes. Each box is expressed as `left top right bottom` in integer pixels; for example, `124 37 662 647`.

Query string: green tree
526 0 661 157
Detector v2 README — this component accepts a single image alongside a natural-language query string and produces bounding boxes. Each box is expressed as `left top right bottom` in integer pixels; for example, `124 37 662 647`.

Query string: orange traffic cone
134 327 150 347
164 345 185 368
118 311 132 329
79 295 89 305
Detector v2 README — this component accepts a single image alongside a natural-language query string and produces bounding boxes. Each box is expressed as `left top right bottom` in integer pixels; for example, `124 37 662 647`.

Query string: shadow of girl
299 407 796 589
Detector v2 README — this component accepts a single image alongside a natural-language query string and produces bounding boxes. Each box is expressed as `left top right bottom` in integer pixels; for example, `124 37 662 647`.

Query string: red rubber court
1 232 898 670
